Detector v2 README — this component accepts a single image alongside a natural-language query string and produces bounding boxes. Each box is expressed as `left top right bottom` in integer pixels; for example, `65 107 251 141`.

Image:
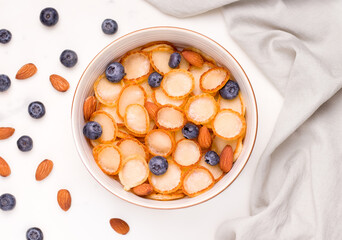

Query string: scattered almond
57 189 71 211
198 126 212 149
132 183 153 196
182 51 204 68
0 127 15 140
0 157 11 177
35 159 53 181
144 101 158 120
15 63 37 79
219 145 234 173
109 218 130 235
83 96 97 121
50 74 70 92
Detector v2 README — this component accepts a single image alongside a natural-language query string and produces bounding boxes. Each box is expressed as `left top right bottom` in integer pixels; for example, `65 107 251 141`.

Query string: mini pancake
116 138 149 161
90 110 118 143
93 144 122 175
173 139 201 167
155 105 186 131
117 84 146 118
189 62 215 95
124 104 150 135
121 51 152 83
94 74 125 107
185 93 218 125
200 67 230 93
145 129 175 157
118 155 149 191
182 166 214 197
149 160 182 194
212 109 246 141
161 69 194 99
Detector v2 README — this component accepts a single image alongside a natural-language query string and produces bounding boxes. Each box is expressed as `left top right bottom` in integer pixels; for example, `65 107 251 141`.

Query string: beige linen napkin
145 0 342 239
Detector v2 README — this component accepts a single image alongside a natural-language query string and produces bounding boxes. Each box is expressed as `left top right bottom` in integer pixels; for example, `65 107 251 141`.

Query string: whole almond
144 101 158 120
50 74 70 92
83 96 97 121
109 218 130 235
182 51 204 68
198 126 212 149
132 183 153 196
15 63 37 79
220 145 234 173
0 157 11 177
57 189 71 211
0 127 15 140
35 159 53 181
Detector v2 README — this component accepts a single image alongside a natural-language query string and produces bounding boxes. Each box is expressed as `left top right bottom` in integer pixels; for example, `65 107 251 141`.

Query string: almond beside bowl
71 27 258 209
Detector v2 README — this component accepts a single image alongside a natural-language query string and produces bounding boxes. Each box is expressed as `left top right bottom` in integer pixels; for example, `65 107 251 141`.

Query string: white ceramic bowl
71 27 258 209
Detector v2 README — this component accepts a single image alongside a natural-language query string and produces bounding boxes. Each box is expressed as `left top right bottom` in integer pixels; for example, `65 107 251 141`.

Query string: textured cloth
145 0 342 239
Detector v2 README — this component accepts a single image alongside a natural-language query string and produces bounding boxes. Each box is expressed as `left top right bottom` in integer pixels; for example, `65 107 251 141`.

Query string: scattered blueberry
105 62 125 83
149 156 168 176
26 227 44 240
40 7 59 26
148 72 163 88
168 52 181 69
219 80 240 100
182 123 199 139
0 29 12 44
0 74 11 92
83 121 102 140
17 136 33 152
60 50 78 68
28 101 45 119
204 151 220 166
101 19 118 35
0 193 16 211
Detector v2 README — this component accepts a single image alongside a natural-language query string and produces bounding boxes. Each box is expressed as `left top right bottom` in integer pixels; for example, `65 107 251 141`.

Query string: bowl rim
71 26 258 210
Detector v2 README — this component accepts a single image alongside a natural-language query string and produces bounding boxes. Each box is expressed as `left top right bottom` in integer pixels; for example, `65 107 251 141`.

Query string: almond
0 127 15 140
132 183 153 196
144 101 158 120
182 51 204 68
219 145 234 173
57 189 71 211
0 156 11 177
109 218 130 235
50 74 70 92
15 63 37 79
35 159 53 181
83 96 97 121
198 126 212 149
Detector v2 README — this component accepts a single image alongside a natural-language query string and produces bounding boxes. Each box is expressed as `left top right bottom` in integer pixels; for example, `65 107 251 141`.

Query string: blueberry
204 151 220 166
182 123 199 139
26 227 44 240
83 121 102 140
60 50 78 68
168 52 181 69
0 29 12 44
28 101 45 119
0 193 16 211
148 72 163 88
149 156 168 176
219 80 240 100
0 74 11 92
17 135 33 152
105 62 125 83
101 19 118 35
40 7 59 26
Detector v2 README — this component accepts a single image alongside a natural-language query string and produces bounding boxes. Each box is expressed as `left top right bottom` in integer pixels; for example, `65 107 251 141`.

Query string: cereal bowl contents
72 27 257 209
81 40 248 201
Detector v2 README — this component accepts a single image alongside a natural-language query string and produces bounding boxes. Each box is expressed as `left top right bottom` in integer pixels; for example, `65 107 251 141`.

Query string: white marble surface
0 0 283 239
